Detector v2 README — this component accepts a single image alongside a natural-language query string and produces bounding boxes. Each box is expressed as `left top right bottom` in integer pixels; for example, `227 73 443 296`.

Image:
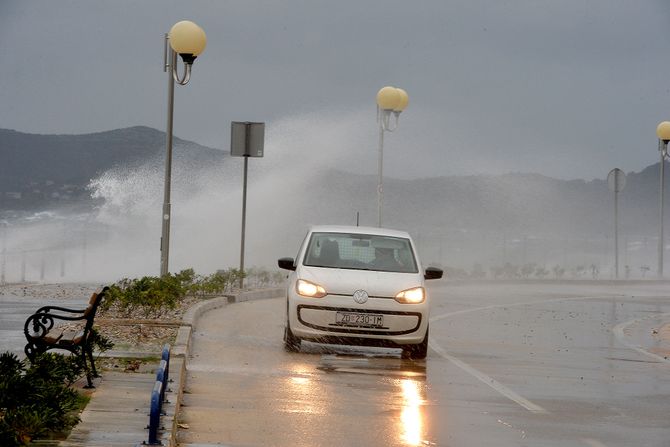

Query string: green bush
102 273 187 318
197 269 245 296
101 267 284 318
0 352 85 446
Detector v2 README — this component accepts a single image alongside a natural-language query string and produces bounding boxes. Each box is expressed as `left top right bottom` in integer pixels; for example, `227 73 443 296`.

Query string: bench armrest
34 305 88 315
24 312 58 339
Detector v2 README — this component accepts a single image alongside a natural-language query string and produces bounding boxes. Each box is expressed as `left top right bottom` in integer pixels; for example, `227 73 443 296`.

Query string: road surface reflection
400 378 425 445
314 351 429 446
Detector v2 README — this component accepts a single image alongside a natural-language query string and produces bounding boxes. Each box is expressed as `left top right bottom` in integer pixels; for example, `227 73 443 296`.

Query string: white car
278 225 443 359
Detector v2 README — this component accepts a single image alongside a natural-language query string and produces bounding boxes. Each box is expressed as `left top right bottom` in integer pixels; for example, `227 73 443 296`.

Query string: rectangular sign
230 121 265 157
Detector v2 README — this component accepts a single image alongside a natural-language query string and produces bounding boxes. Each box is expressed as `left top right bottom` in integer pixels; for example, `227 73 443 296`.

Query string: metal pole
1 226 6 285
82 228 87 278
614 183 619 279
239 155 249 289
161 40 176 277
21 251 25 282
1 248 5 285
659 141 665 278
377 120 384 227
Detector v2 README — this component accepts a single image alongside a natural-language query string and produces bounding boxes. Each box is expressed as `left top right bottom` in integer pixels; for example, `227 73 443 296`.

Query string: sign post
607 168 626 279
230 121 265 289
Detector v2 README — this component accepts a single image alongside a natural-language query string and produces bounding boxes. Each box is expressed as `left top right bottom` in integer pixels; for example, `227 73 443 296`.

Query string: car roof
308 225 412 239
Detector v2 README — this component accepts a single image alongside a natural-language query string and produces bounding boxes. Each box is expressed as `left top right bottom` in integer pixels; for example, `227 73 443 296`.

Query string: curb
166 287 283 446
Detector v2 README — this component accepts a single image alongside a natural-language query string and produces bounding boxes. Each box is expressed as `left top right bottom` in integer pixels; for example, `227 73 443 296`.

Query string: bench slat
58 328 85 346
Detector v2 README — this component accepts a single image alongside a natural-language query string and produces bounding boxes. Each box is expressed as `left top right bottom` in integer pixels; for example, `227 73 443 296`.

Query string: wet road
179 282 670 446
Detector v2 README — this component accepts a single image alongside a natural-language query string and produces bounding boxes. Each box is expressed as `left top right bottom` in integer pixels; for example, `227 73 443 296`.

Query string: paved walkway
61 366 179 447
59 288 281 447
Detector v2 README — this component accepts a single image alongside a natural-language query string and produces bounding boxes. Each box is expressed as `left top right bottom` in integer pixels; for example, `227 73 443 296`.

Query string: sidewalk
60 361 183 447
59 288 282 447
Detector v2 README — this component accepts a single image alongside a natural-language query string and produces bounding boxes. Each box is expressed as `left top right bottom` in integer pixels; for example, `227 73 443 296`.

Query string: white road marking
612 313 670 365
427 294 627 415
429 339 548 414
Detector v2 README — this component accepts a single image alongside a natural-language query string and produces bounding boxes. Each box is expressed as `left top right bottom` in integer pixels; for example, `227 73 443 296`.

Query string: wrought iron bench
23 286 109 388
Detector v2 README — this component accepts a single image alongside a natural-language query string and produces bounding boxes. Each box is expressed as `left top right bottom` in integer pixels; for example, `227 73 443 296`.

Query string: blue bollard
161 343 170 362
161 343 171 387
156 360 168 406
146 381 163 445
138 344 173 446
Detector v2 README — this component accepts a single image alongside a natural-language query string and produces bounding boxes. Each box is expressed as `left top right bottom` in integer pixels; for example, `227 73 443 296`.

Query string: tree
553 265 565 279
535 266 549 279
520 263 536 279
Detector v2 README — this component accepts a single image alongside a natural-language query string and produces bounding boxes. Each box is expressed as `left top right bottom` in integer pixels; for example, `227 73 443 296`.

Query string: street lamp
160 20 206 277
656 121 670 278
376 86 409 227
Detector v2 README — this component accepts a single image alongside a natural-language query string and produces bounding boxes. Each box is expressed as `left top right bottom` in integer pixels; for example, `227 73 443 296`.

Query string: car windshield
303 232 418 273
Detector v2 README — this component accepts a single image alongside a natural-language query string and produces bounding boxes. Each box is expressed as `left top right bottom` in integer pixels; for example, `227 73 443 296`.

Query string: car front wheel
284 323 301 352
401 327 428 359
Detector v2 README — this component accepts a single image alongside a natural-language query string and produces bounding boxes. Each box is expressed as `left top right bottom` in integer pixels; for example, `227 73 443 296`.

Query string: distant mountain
302 165 666 238
0 126 226 208
1 126 666 241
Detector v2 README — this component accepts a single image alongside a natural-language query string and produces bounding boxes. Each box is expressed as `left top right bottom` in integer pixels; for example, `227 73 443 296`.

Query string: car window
303 232 418 273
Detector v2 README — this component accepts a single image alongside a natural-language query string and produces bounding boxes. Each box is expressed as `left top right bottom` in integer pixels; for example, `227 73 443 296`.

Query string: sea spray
82 108 375 280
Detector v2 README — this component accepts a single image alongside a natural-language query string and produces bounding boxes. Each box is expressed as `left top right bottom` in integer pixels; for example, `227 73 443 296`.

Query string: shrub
101 267 285 317
0 352 85 446
101 273 187 319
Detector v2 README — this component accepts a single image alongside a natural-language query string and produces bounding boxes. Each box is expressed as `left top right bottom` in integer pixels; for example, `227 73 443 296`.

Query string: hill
1 125 666 239
0 126 226 208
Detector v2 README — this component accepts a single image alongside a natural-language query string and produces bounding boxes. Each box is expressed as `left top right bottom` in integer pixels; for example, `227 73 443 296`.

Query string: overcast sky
2 0 670 180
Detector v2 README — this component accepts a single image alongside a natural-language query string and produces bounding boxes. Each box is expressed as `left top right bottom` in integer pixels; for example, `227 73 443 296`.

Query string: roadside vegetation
0 329 113 446
0 352 90 446
100 267 285 318
3 266 285 445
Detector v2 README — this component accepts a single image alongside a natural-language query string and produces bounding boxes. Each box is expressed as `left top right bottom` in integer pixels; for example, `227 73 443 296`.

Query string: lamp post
160 20 206 277
656 121 670 278
375 86 409 228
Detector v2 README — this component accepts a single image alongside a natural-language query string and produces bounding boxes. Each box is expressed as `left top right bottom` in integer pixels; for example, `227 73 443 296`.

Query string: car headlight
296 279 327 298
395 286 425 304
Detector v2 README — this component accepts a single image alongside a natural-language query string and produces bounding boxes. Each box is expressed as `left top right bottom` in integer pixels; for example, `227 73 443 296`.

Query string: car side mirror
278 257 296 271
424 267 443 280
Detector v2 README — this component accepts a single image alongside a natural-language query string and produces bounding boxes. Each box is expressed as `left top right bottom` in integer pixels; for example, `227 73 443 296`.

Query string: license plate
336 312 384 328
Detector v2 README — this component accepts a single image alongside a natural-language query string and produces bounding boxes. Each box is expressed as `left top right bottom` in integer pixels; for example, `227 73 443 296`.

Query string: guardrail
139 344 172 446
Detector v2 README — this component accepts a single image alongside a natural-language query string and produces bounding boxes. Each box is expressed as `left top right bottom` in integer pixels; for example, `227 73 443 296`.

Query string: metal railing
139 344 171 446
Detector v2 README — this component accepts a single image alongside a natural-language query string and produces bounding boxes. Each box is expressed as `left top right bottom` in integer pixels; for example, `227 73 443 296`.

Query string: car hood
298 266 423 298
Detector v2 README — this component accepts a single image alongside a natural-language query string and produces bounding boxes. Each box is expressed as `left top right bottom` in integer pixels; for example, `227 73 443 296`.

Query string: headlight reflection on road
400 378 424 446
287 366 313 394
283 365 326 417
290 376 310 386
